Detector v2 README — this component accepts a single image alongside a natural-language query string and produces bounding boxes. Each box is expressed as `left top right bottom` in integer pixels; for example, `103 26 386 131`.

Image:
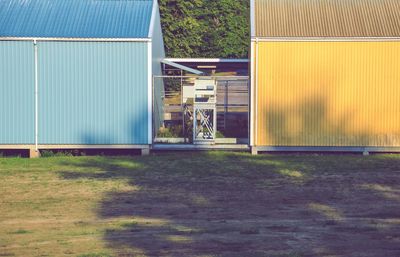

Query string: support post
29 148 40 158
33 40 39 152
141 147 150 156
181 69 185 142
251 147 258 156
224 81 228 131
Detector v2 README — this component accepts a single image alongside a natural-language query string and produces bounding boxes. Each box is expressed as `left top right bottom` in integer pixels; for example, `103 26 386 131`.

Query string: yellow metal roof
253 0 400 38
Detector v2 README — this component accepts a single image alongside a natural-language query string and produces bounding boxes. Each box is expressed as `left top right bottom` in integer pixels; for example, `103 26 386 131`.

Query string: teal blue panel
0 41 34 144
38 42 149 145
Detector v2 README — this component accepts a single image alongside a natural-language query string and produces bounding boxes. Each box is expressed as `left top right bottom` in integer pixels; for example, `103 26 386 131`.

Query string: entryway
152 75 249 150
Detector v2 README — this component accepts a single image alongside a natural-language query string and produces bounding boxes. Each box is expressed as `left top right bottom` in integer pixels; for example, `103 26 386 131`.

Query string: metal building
0 0 165 157
250 0 400 154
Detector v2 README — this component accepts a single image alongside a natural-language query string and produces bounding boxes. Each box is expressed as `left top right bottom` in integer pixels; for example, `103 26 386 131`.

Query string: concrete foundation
29 148 41 158
251 147 259 155
141 148 150 156
1 145 150 158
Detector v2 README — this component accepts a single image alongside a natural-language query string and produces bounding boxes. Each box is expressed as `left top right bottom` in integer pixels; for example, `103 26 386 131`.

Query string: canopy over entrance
161 59 204 75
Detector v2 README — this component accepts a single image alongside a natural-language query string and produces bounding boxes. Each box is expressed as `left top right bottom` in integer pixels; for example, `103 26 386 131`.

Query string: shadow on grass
59 152 400 257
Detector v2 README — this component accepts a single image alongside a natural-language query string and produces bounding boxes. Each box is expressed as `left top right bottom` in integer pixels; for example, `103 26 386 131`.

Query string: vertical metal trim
147 41 153 145
224 81 228 131
193 104 195 144
249 0 257 151
250 40 259 146
181 69 184 139
247 78 251 146
213 99 217 145
33 40 39 151
250 0 256 38
152 75 155 144
148 0 158 38
250 42 255 146
255 39 259 146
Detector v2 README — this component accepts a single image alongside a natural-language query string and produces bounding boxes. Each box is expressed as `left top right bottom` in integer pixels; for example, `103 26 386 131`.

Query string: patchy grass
9 229 33 235
0 152 400 257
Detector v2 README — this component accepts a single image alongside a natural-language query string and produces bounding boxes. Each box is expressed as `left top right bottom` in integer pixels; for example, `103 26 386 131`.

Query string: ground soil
0 153 399 257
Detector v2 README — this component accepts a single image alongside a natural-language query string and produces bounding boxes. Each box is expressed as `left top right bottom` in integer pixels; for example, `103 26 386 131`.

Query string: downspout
33 40 39 152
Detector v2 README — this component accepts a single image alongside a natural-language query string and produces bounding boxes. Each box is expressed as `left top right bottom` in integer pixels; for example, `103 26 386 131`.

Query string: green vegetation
0 153 399 256
9 229 32 235
40 150 74 158
159 0 250 58
157 126 183 138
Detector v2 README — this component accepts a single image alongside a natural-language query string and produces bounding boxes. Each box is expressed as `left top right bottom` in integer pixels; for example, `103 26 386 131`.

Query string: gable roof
252 0 400 38
0 0 154 39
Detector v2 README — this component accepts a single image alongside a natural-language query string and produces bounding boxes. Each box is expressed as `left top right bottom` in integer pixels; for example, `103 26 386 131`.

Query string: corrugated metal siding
38 41 149 145
256 41 400 147
254 0 400 37
0 0 152 38
0 41 35 144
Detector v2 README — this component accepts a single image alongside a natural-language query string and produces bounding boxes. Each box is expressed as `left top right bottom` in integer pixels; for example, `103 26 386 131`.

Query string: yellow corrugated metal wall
256 41 400 147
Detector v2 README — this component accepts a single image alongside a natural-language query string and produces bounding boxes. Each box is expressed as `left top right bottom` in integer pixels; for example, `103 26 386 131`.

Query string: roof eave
251 37 400 41
0 37 152 42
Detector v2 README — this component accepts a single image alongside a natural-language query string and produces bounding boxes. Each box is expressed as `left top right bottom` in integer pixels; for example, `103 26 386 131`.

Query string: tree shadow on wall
264 97 385 147
80 111 150 147
59 152 400 257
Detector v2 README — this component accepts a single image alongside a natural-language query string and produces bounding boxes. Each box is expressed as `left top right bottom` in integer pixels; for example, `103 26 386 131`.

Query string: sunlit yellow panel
256 41 400 147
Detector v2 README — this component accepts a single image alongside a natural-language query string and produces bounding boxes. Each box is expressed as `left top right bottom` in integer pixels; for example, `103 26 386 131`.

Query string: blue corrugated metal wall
38 41 149 145
0 41 35 144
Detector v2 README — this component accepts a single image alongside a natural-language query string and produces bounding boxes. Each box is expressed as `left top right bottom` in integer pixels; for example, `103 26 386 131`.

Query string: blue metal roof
0 0 153 38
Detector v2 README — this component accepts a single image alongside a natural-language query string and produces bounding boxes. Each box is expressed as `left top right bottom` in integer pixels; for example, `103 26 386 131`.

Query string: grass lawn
0 152 400 257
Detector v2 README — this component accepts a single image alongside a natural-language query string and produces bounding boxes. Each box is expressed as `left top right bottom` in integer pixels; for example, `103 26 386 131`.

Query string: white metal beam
250 42 255 146
251 37 400 42
33 40 39 152
148 0 158 38
161 60 204 75
0 37 151 42
250 0 256 38
163 58 249 63
147 41 153 145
